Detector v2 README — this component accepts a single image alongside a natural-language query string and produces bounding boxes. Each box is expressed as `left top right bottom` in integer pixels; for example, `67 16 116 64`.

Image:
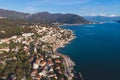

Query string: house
0 41 2 44
52 55 60 59
55 65 60 70
34 48 37 53
33 63 39 69
40 60 46 67
0 38 10 43
38 56 44 61
22 33 34 38
38 69 47 77
33 58 41 69
23 46 28 51
0 59 5 64
49 66 54 72
57 70 62 74
31 69 38 77
12 36 17 39
35 58 41 64
0 48 10 52
16 37 22 43
22 41 27 44
47 59 53 66
52 75 58 79
55 59 61 63
48 74 56 78
35 75 41 80
28 56 34 62
10 74 16 80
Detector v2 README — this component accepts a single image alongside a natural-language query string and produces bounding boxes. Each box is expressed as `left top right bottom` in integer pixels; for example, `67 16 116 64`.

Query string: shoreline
57 53 76 80
54 26 85 80
53 29 76 80
55 22 98 27
53 36 76 52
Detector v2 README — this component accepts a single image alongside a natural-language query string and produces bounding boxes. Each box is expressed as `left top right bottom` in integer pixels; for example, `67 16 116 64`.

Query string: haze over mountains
1 8 119 24
0 9 89 24
84 16 120 23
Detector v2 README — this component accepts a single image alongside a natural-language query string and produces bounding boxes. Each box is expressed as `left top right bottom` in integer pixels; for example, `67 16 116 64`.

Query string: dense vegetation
0 19 51 38
0 19 33 38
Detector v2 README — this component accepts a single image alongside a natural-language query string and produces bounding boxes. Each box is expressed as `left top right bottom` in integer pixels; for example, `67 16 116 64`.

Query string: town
0 25 75 80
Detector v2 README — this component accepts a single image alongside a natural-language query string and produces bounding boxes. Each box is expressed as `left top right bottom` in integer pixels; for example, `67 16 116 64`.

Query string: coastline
54 26 85 80
0 24 80 80
54 22 97 27
53 36 76 52
57 53 76 80
53 29 76 80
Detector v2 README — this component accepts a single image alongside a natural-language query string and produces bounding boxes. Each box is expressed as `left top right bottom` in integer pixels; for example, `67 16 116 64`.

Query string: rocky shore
59 53 75 80
54 35 76 52
56 26 85 80
54 29 76 80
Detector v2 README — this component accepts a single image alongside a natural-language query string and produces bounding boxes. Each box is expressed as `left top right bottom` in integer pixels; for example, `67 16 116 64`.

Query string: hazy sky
0 0 120 16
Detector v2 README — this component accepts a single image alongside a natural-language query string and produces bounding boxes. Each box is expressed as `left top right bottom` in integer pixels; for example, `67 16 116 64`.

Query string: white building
33 63 39 69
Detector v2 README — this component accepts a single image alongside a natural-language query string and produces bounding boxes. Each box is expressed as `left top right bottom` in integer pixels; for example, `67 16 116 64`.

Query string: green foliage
0 49 31 79
0 19 33 38
58 74 68 80
0 43 8 49
60 63 65 72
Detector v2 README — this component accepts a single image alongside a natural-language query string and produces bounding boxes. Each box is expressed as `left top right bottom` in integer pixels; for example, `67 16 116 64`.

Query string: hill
26 12 89 24
0 9 29 19
0 18 33 38
0 9 89 24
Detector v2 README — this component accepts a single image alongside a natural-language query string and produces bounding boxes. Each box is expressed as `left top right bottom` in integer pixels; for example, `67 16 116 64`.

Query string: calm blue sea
58 23 120 80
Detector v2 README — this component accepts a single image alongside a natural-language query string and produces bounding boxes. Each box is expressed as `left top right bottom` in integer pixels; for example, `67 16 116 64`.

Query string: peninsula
0 20 75 80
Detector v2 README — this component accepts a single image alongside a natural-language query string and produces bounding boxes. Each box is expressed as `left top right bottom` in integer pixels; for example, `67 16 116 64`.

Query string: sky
0 0 120 16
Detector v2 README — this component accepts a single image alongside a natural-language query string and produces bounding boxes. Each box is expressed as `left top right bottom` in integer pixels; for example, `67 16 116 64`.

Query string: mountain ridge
0 9 29 19
0 8 89 24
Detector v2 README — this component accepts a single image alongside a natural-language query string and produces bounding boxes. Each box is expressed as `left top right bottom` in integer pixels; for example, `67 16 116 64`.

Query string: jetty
78 72 84 80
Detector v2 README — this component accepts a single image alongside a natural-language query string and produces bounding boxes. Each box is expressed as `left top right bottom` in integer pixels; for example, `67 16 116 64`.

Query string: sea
58 23 120 80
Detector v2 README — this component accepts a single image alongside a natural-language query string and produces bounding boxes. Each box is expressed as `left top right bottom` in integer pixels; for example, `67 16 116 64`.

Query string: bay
58 23 120 80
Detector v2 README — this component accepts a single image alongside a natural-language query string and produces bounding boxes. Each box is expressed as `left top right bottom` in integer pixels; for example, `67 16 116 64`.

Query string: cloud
108 14 120 17
87 13 120 17
23 7 37 13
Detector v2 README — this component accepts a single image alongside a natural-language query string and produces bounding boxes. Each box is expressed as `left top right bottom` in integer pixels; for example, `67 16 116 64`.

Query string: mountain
0 9 29 19
0 9 89 24
26 12 89 24
26 12 56 24
84 16 120 22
